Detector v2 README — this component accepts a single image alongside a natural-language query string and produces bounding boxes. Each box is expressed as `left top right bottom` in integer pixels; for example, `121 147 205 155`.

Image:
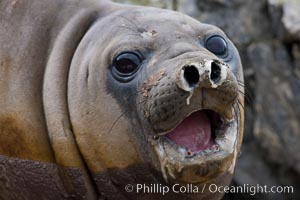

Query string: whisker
238 89 245 95
232 103 239 128
235 103 241 128
238 83 245 88
117 15 140 32
236 81 253 105
239 88 253 105
107 110 128 135
237 89 249 103
107 99 148 135
237 80 245 85
116 25 141 36
237 98 245 112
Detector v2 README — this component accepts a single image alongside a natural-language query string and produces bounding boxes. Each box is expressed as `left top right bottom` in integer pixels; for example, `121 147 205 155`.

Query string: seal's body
0 0 244 199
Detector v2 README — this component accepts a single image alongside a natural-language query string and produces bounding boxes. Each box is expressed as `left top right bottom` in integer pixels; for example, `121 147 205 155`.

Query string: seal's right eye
205 35 228 56
113 52 142 75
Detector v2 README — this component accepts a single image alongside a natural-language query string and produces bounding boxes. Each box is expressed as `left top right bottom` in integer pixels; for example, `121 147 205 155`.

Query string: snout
137 44 243 183
139 56 241 181
141 57 239 133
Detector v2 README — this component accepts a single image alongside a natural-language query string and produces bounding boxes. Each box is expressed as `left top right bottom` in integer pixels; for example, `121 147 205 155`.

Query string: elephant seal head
66 4 244 199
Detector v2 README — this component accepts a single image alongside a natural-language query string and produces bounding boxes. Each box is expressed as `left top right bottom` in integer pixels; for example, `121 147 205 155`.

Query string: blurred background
112 0 300 199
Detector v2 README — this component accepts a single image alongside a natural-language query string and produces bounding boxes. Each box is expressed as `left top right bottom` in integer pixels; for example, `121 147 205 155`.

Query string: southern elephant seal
0 0 244 199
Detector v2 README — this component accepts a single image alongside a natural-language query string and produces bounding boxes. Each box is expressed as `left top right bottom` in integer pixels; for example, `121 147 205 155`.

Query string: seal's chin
152 108 238 182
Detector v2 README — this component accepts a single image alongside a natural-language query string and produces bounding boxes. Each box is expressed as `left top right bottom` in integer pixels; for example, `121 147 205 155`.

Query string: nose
210 61 222 83
178 60 227 92
183 65 200 88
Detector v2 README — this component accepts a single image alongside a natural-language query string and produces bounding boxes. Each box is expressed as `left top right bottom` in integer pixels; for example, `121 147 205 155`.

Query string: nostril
183 65 200 88
210 61 221 83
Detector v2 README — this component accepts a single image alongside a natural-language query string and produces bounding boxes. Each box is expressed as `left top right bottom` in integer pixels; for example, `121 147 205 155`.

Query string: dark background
113 0 300 199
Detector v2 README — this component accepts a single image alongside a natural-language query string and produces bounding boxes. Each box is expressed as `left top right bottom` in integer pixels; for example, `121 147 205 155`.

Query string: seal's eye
205 35 227 56
113 52 142 74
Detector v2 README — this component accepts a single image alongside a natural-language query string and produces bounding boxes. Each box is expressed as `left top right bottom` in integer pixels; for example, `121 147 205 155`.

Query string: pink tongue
166 111 213 152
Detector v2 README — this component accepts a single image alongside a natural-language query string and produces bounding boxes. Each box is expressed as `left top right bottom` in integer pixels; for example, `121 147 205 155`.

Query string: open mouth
165 110 220 153
151 107 239 180
155 108 238 158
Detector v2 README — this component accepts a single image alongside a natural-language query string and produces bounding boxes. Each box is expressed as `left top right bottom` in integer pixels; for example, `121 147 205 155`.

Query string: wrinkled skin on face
0 0 243 199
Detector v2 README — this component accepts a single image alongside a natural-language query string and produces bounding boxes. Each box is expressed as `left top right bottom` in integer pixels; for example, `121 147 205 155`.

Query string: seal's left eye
205 35 227 56
113 52 142 74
